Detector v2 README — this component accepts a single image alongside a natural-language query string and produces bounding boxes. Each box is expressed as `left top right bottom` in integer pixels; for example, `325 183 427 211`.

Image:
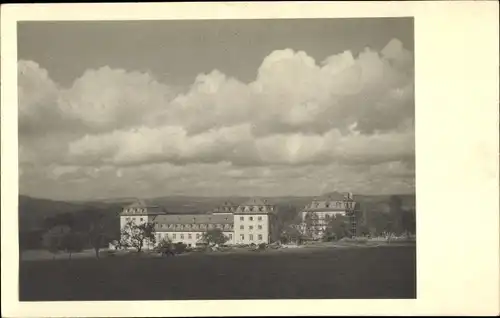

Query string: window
258 216 262 221
188 234 192 239
173 234 176 239
258 234 263 240
240 216 244 221
196 233 200 239
180 234 184 239
249 217 253 221
229 234 232 240
240 234 244 240
240 225 244 230
249 226 254 230
249 234 254 241
258 225 262 230
140 218 143 222
126 217 131 221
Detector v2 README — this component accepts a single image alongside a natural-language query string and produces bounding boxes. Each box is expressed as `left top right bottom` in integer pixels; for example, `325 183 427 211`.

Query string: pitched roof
213 201 239 213
121 199 167 215
154 214 234 225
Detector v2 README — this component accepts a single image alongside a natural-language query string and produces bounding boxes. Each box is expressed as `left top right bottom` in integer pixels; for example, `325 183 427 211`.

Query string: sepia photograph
17 17 416 301
2 2 499 317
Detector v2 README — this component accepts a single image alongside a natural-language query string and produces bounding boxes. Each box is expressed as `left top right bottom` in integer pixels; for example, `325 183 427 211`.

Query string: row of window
157 223 232 230
156 233 264 242
239 216 263 221
240 234 263 241
238 206 268 212
124 208 147 214
239 225 263 230
126 217 144 222
157 233 234 241
313 202 343 208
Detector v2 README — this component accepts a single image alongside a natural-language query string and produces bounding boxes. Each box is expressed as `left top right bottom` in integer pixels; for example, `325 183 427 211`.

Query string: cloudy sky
18 18 415 201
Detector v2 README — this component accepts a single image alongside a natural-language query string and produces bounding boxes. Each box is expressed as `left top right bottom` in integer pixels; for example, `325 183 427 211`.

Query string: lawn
19 245 416 300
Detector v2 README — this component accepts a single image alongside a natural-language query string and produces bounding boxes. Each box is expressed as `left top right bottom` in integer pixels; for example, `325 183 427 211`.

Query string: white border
2 1 499 317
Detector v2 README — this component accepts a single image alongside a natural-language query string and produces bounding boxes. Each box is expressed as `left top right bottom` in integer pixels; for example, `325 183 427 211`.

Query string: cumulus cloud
64 123 414 167
18 38 415 198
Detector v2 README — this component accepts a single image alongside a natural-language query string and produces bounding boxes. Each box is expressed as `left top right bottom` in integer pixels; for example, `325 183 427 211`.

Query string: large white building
113 198 277 249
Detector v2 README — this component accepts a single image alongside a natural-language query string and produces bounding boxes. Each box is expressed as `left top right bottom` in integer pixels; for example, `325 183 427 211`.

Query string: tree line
278 195 416 244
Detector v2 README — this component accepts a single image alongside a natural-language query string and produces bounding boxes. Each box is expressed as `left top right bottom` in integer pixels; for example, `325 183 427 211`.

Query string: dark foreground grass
20 245 415 300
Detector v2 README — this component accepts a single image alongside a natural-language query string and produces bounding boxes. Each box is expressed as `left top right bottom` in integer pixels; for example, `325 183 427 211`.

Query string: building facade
299 192 356 239
233 198 276 245
112 198 277 249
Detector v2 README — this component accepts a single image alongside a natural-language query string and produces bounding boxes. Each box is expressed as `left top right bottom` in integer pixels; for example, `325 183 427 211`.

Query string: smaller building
299 192 355 239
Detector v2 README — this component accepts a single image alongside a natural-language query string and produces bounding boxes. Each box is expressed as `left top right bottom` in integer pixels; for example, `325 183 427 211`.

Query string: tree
61 232 85 260
42 234 62 260
88 214 109 259
42 225 70 260
274 204 298 236
389 195 404 235
280 225 303 244
201 228 228 246
401 208 416 235
156 237 175 257
43 212 75 230
118 220 156 252
303 212 320 239
323 215 351 241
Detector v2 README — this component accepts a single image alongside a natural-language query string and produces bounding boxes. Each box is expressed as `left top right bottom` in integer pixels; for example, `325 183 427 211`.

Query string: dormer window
259 206 263 212
325 202 330 208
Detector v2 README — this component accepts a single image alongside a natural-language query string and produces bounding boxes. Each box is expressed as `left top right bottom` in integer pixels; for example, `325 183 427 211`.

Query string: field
20 245 415 300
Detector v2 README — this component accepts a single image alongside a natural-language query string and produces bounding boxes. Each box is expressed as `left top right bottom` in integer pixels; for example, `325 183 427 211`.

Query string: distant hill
18 193 416 232
18 195 123 232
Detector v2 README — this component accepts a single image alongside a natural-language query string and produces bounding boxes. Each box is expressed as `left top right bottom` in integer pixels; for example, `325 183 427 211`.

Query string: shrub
340 237 368 244
174 242 188 254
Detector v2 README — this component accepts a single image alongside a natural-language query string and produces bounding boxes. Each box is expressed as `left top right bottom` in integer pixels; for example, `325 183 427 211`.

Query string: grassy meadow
20 244 416 300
